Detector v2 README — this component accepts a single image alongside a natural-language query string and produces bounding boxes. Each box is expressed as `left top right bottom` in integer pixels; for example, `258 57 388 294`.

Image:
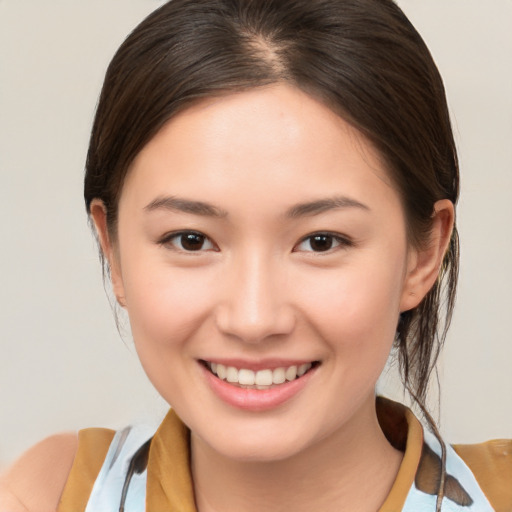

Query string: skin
96 84 453 511
0 433 77 512
0 84 454 511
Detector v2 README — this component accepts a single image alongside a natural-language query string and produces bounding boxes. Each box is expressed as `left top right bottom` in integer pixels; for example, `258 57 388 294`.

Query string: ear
89 199 127 308
400 199 455 312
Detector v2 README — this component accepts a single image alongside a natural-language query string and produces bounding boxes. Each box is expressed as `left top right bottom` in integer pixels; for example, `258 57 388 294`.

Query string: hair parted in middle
85 0 459 435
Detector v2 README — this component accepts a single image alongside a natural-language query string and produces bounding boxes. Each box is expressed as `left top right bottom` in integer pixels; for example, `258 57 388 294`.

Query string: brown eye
180 233 206 251
309 235 334 252
162 231 215 252
295 232 353 253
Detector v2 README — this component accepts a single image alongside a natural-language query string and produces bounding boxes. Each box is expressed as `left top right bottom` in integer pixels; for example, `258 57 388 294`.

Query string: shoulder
453 439 512 512
58 426 117 511
0 432 78 512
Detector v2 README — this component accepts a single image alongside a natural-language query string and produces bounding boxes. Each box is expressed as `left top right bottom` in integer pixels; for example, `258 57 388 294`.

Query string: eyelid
157 230 353 254
293 231 354 253
158 230 218 252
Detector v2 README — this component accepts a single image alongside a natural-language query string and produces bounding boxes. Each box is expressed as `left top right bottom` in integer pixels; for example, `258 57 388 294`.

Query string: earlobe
89 200 127 308
400 199 455 312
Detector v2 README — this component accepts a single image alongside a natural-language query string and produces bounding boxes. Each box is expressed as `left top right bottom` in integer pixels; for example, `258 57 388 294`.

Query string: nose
215 252 296 344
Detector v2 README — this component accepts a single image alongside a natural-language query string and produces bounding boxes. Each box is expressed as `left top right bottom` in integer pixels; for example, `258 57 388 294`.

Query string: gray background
1 0 511 469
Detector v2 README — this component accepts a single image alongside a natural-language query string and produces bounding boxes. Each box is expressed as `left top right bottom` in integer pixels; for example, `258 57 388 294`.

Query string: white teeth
226 366 238 383
272 367 286 384
297 363 312 377
255 369 273 386
238 369 255 385
209 361 314 386
216 363 227 380
285 365 297 381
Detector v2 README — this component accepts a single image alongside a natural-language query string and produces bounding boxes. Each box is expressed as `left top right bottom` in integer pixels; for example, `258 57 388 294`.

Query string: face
98 85 427 462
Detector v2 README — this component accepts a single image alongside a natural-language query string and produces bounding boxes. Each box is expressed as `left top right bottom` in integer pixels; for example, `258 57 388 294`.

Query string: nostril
214 303 296 344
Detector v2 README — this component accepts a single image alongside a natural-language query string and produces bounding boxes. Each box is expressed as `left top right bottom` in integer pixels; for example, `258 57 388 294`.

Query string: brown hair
85 1 459 504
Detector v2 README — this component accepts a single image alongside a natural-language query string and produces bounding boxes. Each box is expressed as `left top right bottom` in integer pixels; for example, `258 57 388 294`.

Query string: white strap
85 425 155 512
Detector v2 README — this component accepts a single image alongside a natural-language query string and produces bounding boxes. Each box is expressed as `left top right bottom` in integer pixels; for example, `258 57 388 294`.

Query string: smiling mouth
202 361 319 389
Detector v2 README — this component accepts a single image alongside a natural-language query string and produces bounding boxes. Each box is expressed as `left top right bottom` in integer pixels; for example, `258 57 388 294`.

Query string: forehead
121 84 398 216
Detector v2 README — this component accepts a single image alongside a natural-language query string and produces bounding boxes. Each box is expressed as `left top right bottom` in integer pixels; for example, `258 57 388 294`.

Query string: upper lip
200 358 318 371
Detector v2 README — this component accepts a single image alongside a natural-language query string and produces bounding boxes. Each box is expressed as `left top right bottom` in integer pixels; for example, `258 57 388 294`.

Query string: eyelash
158 231 218 252
294 232 354 253
158 230 354 254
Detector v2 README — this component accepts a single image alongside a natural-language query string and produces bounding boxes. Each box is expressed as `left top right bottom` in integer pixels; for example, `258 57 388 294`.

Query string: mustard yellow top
58 398 512 512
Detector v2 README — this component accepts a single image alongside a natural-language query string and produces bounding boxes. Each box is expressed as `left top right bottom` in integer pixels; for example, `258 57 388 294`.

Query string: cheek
120 262 221 406
296 255 405 356
122 261 217 351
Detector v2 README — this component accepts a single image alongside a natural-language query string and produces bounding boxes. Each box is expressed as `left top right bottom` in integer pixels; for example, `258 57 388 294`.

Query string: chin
191 413 320 463
212 435 308 463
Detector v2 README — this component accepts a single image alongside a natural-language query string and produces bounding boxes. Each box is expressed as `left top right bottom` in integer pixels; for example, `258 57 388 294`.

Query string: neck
191 396 403 512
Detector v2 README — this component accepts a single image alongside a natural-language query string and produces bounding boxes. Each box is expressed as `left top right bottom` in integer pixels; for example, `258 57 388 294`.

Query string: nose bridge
216 247 294 342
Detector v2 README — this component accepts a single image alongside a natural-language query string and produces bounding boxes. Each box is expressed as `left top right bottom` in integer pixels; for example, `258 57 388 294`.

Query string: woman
1 0 510 511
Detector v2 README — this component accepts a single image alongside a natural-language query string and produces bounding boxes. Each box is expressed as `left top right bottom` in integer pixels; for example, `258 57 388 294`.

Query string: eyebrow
144 195 369 219
144 196 228 217
286 196 370 218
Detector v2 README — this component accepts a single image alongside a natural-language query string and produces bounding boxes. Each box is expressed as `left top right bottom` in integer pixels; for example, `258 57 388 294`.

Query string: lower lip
201 364 317 412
